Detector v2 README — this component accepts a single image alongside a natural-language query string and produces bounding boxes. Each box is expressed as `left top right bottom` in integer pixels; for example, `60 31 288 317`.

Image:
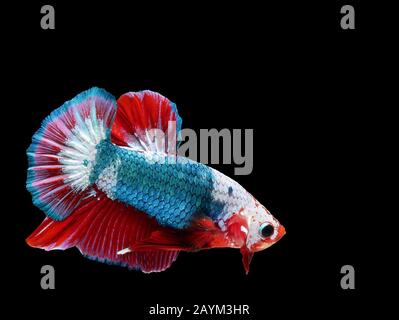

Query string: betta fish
26 87 285 274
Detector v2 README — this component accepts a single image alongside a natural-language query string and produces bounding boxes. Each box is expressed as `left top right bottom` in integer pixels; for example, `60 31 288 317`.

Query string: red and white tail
26 87 117 221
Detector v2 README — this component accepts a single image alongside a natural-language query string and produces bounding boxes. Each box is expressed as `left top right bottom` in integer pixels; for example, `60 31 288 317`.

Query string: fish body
26 88 285 273
92 140 250 229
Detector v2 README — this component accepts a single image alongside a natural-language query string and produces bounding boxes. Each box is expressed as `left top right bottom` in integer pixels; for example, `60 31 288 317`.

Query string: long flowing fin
111 90 182 153
27 87 117 220
26 189 180 273
131 217 229 251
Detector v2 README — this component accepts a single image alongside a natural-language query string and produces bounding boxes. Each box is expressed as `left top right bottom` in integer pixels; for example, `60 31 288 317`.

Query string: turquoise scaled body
90 140 223 229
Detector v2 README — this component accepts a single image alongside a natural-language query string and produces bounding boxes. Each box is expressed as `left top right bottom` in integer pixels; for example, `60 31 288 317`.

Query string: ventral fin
240 246 254 275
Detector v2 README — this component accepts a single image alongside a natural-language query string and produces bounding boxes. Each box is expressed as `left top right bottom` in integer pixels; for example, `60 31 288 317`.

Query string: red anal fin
132 216 229 252
26 195 101 250
26 189 179 273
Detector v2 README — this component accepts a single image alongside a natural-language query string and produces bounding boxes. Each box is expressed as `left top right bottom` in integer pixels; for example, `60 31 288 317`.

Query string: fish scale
90 139 251 229
91 140 212 228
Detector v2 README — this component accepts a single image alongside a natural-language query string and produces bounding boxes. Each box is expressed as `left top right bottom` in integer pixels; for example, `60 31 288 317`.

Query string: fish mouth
277 224 286 240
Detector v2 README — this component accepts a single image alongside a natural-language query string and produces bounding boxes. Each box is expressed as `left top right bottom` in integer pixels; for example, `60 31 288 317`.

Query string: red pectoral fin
240 246 254 275
226 211 249 247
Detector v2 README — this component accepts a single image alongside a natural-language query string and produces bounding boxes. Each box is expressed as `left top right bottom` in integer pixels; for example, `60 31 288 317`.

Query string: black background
6 1 391 318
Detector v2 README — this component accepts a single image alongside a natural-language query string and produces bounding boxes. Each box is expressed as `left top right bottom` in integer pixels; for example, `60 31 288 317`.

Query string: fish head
232 198 285 274
245 200 285 252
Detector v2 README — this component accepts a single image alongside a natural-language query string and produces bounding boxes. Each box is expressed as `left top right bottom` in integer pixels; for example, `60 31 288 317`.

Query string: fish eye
259 222 274 238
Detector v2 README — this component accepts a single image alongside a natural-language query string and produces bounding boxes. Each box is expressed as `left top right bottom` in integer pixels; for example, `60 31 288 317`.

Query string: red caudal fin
26 87 117 221
111 91 182 153
26 189 179 273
